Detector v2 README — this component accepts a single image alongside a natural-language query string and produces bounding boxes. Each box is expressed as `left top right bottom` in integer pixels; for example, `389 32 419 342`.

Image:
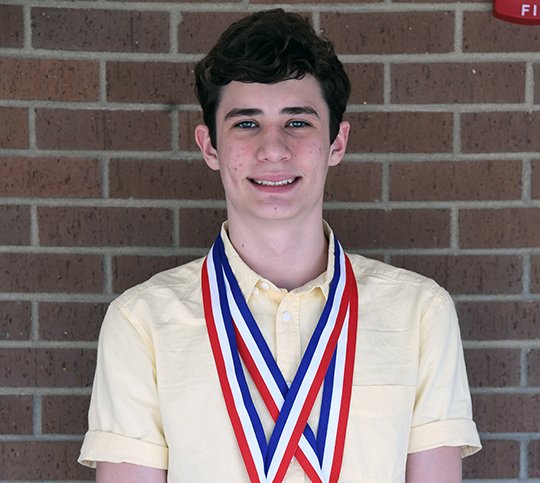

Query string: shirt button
252 287 259 295
260 282 270 290
282 311 292 322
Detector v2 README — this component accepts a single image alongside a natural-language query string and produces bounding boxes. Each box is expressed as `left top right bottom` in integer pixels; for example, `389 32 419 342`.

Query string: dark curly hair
195 9 351 148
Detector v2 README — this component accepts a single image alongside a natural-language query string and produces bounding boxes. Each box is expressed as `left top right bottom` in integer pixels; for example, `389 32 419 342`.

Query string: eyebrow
224 108 262 120
224 106 320 120
282 106 319 118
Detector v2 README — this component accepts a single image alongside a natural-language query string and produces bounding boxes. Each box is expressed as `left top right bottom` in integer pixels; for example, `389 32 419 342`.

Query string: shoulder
348 253 442 292
111 256 206 315
96 257 208 360
347 253 454 326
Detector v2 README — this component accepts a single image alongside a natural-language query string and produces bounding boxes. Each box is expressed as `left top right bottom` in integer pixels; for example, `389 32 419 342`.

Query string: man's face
195 75 349 226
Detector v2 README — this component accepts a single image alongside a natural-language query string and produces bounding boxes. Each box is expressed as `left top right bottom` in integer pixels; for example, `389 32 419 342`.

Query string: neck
227 216 328 291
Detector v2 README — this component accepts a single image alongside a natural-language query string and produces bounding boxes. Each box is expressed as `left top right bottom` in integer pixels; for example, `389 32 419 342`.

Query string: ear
194 124 219 171
328 121 350 167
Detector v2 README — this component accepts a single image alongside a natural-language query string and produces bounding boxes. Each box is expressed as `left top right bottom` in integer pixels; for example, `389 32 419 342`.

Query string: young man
79 9 481 482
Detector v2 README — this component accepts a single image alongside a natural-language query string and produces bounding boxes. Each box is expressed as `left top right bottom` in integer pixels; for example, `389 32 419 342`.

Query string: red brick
392 62 525 104
0 107 28 149
39 206 173 247
0 253 102 293
255 0 370 2
464 11 540 52
0 396 33 434
533 159 540 199
0 205 30 245
529 350 540 386
473 393 540 432
390 160 522 201
462 111 540 153
457 301 540 340
398 0 489 2
39 302 107 341
0 58 99 101
179 110 204 151
325 162 381 202
534 66 540 104
462 439 520 478
178 12 247 53
42 395 90 434
139 0 237 2
460 208 540 248
35 109 170 151
533 256 540 293
0 157 101 198
530 440 540 477
0 441 94 479
179 208 227 247
113 255 197 293
0 348 95 387
390 255 522 295
346 112 452 153
325 209 450 249
320 12 454 54
465 349 521 388
345 63 384 105
107 61 197 104
109 159 224 200
32 8 169 53
0 301 31 340
0 5 23 48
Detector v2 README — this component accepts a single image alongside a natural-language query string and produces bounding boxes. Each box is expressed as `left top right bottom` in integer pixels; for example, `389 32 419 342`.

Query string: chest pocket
339 323 418 482
339 385 415 483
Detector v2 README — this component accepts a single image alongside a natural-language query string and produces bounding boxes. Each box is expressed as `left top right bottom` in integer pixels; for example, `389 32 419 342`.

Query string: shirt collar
219 221 335 301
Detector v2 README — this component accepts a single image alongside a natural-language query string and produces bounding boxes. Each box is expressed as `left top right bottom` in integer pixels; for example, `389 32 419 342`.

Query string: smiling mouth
250 178 297 186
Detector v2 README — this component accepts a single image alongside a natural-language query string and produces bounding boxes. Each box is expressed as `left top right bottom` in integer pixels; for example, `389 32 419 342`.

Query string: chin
252 209 304 223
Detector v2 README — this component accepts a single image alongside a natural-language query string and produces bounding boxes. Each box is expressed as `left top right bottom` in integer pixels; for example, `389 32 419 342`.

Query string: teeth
253 178 295 186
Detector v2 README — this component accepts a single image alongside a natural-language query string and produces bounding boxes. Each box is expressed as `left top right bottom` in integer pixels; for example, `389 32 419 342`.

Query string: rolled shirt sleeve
78 301 168 469
408 288 481 457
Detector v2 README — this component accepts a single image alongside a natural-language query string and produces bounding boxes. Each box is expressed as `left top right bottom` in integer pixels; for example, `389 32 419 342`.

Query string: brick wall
0 0 538 481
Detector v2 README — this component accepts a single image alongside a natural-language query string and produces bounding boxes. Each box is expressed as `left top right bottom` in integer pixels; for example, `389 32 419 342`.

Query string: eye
287 120 310 128
234 120 258 129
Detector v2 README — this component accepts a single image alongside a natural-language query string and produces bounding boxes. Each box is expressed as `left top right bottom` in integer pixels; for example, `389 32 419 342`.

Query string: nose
255 126 292 163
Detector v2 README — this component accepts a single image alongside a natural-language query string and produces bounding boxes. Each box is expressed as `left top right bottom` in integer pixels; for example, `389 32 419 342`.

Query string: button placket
276 294 301 383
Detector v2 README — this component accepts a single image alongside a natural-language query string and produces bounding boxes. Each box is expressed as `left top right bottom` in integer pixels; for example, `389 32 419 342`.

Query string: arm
96 462 167 483
406 446 462 483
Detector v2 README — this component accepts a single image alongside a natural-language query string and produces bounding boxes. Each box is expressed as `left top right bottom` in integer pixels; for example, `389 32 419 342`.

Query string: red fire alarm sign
494 0 540 23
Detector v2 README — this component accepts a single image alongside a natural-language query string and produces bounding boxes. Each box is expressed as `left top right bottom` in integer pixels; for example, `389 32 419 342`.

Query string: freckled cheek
220 148 246 175
233 158 246 171
227 165 242 175
301 142 325 159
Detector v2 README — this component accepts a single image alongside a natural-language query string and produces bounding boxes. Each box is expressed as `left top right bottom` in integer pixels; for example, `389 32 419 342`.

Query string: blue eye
288 120 309 128
235 120 257 129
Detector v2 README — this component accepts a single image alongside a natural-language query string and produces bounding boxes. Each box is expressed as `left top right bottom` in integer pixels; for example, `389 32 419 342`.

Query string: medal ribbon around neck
201 234 358 483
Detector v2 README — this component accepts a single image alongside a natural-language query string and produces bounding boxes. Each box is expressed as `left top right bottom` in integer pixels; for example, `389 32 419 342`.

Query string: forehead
216 76 329 118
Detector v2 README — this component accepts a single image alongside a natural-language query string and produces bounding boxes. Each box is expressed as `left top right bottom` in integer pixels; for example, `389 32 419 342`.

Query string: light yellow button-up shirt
79 224 481 482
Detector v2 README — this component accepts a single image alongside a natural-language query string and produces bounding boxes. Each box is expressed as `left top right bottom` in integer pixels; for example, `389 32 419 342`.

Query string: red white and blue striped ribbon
201 234 358 482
